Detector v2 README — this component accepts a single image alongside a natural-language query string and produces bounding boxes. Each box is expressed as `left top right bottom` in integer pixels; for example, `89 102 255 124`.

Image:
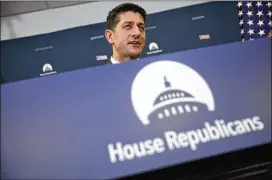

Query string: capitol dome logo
149 42 159 51
43 63 53 73
40 63 57 76
147 42 163 55
131 60 215 126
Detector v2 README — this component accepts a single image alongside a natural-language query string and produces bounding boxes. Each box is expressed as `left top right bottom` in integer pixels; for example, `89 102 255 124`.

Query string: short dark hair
106 3 147 31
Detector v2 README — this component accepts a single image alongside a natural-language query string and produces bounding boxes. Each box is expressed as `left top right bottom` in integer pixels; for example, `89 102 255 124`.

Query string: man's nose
131 24 141 37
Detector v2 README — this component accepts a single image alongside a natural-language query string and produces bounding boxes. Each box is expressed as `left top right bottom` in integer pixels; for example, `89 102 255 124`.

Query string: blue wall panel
1 2 241 83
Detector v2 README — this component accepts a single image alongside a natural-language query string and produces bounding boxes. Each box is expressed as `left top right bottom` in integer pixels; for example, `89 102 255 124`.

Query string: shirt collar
111 56 140 64
110 56 121 64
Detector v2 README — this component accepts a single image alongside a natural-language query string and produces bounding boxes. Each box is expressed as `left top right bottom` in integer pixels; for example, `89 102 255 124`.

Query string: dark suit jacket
107 59 112 64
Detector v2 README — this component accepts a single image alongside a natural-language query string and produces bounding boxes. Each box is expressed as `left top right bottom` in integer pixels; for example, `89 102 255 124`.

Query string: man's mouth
129 41 141 46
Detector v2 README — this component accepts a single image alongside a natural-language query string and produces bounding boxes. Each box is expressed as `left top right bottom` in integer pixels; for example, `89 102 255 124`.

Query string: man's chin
128 51 141 58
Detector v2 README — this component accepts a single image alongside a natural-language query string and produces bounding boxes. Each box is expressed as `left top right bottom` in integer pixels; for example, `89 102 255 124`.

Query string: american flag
237 1 272 41
96 55 108 61
199 34 211 40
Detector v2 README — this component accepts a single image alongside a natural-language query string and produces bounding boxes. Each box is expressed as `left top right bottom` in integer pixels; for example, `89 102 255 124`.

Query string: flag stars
256 1 263 7
256 10 263 17
257 20 264 27
237 1 270 42
247 10 253 17
267 11 272 17
241 29 245 35
237 1 243 8
248 29 255 35
246 2 252 8
258 29 265 36
266 1 271 8
238 10 243 17
247 19 254 26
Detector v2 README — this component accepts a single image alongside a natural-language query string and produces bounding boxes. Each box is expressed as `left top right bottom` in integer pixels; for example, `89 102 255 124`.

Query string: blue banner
1 38 271 179
1 2 241 84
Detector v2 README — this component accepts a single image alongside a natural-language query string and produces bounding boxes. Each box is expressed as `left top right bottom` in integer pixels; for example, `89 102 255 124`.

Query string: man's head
105 3 147 62
268 31 272 38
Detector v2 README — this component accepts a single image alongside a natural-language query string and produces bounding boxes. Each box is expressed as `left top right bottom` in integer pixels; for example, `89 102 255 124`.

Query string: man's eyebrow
121 21 134 25
137 22 145 26
121 21 145 26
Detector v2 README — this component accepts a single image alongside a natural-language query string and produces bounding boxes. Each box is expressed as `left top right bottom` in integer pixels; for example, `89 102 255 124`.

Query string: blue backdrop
1 37 271 180
0 2 242 83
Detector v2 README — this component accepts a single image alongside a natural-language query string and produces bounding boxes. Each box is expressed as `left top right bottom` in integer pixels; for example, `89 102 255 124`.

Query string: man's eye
139 26 145 31
124 25 132 29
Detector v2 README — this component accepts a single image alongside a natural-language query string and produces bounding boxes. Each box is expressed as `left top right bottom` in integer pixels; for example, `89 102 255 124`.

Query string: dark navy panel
1 2 241 83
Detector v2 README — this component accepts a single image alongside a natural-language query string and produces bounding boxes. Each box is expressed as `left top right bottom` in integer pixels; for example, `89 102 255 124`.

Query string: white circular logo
131 60 215 126
149 42 159 51
42 63 53 73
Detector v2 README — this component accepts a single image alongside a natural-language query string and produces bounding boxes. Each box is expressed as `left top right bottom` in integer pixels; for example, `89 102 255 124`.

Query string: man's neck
112 54 139 63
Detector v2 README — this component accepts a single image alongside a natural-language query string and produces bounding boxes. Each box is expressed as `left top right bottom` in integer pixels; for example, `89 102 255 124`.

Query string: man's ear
105 29 114 44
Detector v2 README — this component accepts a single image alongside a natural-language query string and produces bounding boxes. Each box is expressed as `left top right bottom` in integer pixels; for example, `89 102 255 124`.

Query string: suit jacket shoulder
107 59 112 64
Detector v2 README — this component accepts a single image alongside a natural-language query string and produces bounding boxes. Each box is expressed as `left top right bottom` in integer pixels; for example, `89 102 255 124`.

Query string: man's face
111 12 146 58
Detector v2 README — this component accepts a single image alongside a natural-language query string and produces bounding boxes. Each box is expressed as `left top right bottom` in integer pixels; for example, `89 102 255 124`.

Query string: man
268 31 272 38
105 3 147 64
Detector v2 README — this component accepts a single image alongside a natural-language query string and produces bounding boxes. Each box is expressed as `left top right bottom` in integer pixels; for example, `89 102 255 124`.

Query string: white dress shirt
110 56 139 64
110 56 121 64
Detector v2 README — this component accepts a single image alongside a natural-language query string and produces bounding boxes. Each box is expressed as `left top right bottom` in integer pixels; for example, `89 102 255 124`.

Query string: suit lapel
107 59 112 64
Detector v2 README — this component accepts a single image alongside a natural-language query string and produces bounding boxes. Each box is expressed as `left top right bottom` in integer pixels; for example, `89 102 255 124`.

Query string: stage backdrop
1 2 242 83
1 37 271 180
